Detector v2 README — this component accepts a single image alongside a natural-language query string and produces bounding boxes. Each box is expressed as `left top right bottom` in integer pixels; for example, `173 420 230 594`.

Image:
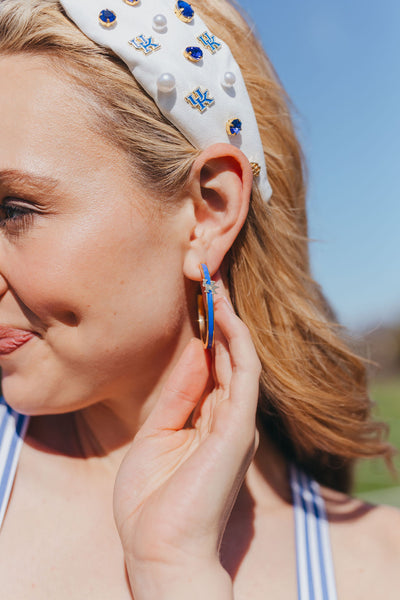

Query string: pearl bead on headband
59 0 273 203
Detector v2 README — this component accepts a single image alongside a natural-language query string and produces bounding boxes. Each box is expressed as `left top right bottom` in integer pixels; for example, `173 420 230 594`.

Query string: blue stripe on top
290 463 338 600
0 397 30 530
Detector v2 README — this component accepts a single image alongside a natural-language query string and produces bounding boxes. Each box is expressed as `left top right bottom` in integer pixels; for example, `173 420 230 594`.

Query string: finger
211 271 233 389
213 296 261 425
140 338 210 434
212 333 231 392
212 268 234 309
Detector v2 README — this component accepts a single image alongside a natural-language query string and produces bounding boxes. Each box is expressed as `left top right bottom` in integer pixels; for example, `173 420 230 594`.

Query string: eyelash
0 201 35 235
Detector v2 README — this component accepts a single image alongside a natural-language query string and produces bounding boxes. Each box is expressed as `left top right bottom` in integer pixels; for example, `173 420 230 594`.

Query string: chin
2 378 48 416
1 371 85 416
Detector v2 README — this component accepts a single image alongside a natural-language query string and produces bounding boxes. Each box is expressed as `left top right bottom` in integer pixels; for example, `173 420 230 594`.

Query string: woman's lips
0 327 35 355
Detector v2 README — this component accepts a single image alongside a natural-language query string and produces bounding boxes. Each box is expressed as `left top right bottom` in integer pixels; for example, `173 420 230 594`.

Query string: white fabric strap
290 463 338 600
59 0 272 203
0 397 30 530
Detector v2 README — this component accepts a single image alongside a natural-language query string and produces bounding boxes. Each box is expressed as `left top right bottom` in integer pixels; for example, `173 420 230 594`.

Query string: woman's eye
0 202 35 234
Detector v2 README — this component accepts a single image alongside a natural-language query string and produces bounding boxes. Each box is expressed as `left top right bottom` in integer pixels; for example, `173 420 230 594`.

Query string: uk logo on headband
59 0 272 202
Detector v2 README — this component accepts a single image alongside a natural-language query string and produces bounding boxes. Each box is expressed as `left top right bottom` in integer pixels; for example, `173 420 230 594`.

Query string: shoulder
321 484 400 544
321 485 400 597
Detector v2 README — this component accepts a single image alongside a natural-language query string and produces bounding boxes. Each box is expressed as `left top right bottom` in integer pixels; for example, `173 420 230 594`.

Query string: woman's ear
182 142 253 281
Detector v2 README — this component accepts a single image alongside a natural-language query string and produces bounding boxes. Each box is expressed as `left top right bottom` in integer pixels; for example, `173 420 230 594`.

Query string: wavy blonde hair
0 0 395 491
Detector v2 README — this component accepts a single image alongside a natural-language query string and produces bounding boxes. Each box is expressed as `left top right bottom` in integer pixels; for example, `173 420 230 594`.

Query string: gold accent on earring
197 295 207 348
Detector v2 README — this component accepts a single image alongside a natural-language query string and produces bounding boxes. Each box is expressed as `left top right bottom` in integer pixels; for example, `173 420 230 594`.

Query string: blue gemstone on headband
177 1 194 19
185 46 203 61
229 119 242 135
99 9 117 25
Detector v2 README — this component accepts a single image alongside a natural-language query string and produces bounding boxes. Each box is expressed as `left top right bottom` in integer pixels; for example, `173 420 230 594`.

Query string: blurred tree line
358 322 400 379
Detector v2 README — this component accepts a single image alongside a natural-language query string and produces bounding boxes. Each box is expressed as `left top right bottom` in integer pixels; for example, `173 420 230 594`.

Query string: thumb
140 338 210 434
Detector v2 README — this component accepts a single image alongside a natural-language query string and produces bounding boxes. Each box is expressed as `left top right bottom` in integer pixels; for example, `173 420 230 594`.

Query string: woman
0 0 398 598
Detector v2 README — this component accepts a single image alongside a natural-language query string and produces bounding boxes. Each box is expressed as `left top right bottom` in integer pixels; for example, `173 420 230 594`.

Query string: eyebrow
0 169 61 195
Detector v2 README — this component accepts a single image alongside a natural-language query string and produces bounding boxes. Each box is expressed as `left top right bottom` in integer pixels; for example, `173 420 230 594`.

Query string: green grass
354 376 400 507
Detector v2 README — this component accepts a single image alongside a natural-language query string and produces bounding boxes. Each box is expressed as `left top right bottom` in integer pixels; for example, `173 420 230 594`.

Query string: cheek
5 210 186 355
4 209 148 322
0 206 192 412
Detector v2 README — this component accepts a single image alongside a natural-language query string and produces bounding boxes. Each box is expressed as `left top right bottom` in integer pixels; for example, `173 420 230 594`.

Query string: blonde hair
0 0 395 491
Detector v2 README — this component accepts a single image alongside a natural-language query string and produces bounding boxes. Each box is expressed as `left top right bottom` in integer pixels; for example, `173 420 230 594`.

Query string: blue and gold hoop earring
197 264 217 349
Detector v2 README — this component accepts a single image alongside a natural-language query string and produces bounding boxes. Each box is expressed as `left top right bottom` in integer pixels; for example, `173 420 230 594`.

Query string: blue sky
238 0 400 330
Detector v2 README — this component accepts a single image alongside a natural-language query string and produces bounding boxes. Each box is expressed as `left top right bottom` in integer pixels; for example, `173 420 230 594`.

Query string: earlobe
183 143 252 281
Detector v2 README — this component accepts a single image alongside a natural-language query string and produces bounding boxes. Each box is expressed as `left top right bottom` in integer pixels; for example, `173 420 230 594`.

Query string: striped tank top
0 396 338 598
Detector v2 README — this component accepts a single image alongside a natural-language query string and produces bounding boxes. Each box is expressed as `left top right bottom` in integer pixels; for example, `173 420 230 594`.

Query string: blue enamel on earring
198 264 217 349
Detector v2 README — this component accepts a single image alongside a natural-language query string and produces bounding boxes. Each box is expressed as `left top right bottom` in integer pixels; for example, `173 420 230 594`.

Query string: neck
24 336 291 505
25 334 193 472
25 389 162 472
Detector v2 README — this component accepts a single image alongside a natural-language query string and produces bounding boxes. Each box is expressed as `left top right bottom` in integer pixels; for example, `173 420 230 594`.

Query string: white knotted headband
59 0 272 203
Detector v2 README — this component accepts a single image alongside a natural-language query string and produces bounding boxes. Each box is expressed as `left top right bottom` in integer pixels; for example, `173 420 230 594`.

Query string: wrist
126 558 233 600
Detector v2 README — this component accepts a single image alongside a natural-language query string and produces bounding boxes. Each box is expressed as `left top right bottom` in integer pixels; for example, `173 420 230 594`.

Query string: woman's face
0 54 195 414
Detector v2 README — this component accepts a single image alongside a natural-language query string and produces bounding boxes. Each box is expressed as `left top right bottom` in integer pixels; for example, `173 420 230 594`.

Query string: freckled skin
0 54 196 417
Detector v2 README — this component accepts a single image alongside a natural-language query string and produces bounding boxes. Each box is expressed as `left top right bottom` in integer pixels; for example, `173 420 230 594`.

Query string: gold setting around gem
98 10 117 28
174 4 194 23
225 118 242 137
250 162 261 177
183 48 203 63
123 0 140 5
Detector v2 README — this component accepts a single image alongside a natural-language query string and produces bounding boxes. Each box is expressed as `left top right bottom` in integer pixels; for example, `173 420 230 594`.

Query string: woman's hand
113 279 261 599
